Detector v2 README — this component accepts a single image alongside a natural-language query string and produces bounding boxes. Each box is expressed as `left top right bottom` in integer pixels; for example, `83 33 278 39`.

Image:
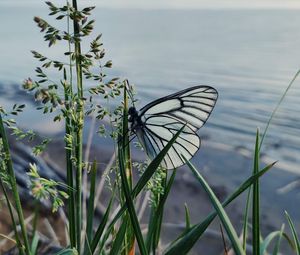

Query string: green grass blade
89 194 114 254
272 224 285 255
122 85 135 254
259 69 300 150
149 170 177 252
285 211 300 255
184 204 191 230
132 126 184 198
63 69 76 248
164 161 275 255
252 129 260 255
30 233 39 255
95 127 185 253
86 160 97 244
242 188 251 251
152 213 163 253
118 140 148 255
98 126 193 251
0 114 31 255
183 157 245 255
32 202 39 247
0 179 24 255
54 248 78 255
260 230 281 255
145 208 155 252
122 81 132 187
260 228 293 255
108 218 128 255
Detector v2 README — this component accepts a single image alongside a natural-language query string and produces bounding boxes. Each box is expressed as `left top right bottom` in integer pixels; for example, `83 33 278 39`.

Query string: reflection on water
0 5 300 172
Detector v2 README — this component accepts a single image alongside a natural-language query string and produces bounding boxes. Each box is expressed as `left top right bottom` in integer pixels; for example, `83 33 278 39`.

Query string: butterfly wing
136 86 218 169
139 86 218 132
135 117 201 169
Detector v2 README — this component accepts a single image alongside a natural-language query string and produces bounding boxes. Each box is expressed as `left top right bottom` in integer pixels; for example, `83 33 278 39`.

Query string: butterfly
128 85 218 170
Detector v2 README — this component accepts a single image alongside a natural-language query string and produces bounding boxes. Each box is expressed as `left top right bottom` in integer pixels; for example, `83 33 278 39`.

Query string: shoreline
1 81 299 176
1 128 299 254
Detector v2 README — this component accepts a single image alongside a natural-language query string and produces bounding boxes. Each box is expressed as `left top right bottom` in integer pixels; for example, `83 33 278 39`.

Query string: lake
1 4 300 173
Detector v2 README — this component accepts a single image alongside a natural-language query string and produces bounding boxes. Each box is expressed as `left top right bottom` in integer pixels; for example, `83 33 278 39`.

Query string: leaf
252 129 260 255
54 248 78 255
184 204 191 230
285 211 300 254
183 156 245 255
163 161 275 255
30 233 39 255
118 140 148 255
86 160 97 243
89 193 114 254
242 188 251 251
108 218 128 255
93 127 185 253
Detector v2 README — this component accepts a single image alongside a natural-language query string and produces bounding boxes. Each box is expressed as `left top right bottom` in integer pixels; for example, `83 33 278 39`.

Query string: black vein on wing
140 86 217 116
143 129 168 167
145 122 199 150
145 128 175 168
145 126 194 158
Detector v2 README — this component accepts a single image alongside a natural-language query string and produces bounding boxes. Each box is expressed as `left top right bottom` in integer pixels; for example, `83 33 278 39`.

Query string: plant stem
122 84 135 254
0 178 25 255
63 68 76 248
0 114 31 255
72 0 84 251
252 130 260 255
32 202 39 240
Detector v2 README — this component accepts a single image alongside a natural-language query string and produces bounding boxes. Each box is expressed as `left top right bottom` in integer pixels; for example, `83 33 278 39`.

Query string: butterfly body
128 86 218 170
128 107 143 129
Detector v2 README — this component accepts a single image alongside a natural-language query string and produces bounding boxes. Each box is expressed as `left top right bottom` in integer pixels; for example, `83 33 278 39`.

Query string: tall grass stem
71 0 84 251
0 114 31 255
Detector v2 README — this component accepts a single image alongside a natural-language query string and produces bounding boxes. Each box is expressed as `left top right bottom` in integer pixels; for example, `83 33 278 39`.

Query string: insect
128 86 218 170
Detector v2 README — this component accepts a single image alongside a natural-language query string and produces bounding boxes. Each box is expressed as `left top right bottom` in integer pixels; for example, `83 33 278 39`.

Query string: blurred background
1 0 300 173
1 1 300 253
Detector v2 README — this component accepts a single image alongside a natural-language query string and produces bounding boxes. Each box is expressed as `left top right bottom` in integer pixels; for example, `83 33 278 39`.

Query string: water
1 4 300 173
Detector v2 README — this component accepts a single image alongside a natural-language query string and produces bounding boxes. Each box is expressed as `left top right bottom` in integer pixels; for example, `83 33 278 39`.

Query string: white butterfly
128 86 218 170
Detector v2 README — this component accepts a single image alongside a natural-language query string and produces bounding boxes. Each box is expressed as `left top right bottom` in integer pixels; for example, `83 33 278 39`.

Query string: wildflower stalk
63 68 76 247
65 1 76 247
71 0 85 251
0 114 31 255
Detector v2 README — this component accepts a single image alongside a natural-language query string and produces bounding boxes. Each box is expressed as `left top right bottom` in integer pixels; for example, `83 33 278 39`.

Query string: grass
0 0 300 255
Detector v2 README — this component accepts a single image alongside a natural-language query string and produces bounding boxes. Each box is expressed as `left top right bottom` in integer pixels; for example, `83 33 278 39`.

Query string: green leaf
131 126 184 199
261 230 282 255
259 69 300 150
86 160 97 243
164 161 275 255
252 129 260 255
89 194 114 254
94 126 185 253
146 170 177 253
272 224 285 255
30 232 39 255
242 188 251 251
184 204 191 230
183 156 245 255
260 226 293 255
118 140 148 255
109 218 128 255
54 248 78 255
285 211 300 254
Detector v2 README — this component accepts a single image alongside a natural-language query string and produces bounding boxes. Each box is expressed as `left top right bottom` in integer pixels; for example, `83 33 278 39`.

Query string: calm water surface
1 5 300 172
